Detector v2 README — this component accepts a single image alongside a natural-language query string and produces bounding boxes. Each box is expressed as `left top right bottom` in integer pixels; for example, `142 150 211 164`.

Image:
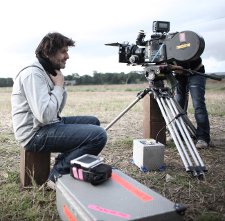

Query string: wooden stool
143 93 166 144
20 147 51 187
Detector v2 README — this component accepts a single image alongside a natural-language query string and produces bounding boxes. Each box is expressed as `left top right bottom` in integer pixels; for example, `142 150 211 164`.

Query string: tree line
0 71 146 87
65 71 146 85
0 78 14 87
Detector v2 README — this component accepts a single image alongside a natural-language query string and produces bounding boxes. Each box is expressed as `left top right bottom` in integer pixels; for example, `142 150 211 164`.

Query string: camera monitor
152 21 170 33
70 154 102 168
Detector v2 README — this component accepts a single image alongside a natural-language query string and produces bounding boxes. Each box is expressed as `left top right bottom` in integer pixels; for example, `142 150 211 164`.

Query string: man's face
48 46 69 70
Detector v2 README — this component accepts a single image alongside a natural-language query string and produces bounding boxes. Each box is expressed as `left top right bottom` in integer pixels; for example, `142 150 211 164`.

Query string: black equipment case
56 169 185 221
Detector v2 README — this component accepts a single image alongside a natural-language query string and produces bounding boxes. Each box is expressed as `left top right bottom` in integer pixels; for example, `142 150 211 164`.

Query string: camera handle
185 69 222 81
170 64 222 81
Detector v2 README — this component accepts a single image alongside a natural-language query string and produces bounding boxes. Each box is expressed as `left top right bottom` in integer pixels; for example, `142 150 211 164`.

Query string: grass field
0 80 225 221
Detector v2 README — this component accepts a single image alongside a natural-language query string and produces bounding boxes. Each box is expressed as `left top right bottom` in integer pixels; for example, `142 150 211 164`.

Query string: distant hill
207 72 225 76
206 72 225 79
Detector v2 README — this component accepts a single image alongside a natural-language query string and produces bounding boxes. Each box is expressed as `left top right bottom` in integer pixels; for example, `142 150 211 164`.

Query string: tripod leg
169 98 206 171
105 88 151 131
174 100 197 138
159 96 196 173
165 96 207 178
152 92 191 172
152 89 207 178
105 97 140 131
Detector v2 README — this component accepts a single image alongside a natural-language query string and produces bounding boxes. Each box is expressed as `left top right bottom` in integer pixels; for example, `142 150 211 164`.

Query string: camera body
106 21 205 66
119 21 170 64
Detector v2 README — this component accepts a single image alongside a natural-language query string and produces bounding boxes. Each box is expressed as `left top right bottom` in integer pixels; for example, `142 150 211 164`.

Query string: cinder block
133 139 165 171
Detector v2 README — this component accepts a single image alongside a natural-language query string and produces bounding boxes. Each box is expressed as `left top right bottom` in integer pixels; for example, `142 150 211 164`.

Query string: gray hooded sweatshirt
11 60 67 146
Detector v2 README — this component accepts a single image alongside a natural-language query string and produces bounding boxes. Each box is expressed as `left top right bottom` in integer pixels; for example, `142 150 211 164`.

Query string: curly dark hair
35 32 75 59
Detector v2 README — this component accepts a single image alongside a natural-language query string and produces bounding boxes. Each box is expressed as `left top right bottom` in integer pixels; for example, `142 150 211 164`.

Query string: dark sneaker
196 140 208 149
47 167 61 190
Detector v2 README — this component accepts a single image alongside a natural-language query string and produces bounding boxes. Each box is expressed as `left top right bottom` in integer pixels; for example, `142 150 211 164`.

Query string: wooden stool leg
143 93 166 144
20 147 51 187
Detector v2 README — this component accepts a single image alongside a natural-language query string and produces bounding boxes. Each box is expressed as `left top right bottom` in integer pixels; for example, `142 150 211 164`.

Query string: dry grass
0 81 225 221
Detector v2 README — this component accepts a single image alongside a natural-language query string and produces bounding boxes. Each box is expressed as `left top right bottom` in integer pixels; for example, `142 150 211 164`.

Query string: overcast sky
0 0 225 78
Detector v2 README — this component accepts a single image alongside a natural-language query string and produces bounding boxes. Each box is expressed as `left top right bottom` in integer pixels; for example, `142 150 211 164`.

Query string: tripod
105 66 212 179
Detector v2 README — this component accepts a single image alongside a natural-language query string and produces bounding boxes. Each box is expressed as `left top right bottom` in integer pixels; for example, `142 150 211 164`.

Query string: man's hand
49 70 64 87
170 64 184 75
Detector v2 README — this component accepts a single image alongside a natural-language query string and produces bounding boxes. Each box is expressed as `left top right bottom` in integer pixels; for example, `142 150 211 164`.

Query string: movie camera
106 21 205 65
105 21 222 83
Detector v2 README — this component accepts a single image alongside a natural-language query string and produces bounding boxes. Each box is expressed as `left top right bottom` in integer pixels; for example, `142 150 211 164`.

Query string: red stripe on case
64 205 77 221
111 172 153 202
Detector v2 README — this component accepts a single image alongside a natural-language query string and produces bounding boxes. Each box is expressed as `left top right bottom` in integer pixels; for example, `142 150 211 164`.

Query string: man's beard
51 61 62 70
38 57 60 76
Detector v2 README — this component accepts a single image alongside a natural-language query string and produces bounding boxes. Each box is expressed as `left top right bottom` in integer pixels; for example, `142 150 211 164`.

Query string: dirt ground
0 85 224 221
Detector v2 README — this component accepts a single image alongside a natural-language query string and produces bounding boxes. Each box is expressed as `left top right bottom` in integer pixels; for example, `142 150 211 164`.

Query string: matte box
56 169 185 221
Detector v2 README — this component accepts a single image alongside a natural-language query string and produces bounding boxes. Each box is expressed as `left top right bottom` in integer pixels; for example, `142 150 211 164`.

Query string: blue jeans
25 116 107 174
175 74 210 143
